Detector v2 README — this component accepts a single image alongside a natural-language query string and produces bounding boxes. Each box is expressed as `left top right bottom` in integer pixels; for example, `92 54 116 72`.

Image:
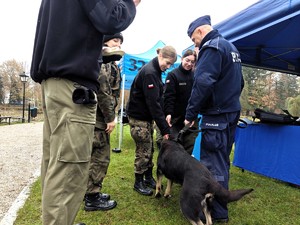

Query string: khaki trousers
41 78 96 225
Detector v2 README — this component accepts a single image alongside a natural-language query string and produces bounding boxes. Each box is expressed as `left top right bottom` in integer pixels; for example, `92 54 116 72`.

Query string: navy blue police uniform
185 29 244 220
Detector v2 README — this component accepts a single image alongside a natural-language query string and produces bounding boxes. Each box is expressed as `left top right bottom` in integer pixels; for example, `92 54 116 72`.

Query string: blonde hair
156 46 177 61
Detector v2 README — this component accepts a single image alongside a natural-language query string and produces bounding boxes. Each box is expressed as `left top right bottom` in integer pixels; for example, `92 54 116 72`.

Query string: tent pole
112 73 125 153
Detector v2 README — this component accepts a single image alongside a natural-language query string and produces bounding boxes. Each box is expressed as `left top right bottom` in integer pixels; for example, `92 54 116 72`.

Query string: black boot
84 193 117 211
99 192 110 201
144 167 156 189
134 173 153 196
83 192 110 201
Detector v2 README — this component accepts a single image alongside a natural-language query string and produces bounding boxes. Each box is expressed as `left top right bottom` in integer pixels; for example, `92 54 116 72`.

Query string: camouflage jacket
95 61 121 129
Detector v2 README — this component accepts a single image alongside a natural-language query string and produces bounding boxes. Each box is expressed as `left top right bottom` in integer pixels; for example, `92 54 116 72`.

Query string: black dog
155 139 253 225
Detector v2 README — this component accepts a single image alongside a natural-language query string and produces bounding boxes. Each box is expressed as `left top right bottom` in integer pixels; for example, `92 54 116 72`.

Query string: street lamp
19 72 29 123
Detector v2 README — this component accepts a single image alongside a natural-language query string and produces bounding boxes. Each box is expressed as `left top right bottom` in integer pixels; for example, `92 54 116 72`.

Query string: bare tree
0 74 4 104
0 60 24 104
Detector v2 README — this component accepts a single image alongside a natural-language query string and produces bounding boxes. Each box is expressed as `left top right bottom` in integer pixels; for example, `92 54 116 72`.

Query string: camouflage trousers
128 117 154 174
86 128 110 194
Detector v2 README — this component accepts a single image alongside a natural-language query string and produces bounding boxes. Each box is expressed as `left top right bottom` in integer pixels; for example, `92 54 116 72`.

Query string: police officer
184 15 244 223
164 49 198 155
126 46 177 196
84 33 124 211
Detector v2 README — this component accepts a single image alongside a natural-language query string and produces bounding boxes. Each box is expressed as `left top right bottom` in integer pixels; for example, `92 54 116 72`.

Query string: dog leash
176 118 247 144
176 117 248 143
180 122 202 133
176 122 202 143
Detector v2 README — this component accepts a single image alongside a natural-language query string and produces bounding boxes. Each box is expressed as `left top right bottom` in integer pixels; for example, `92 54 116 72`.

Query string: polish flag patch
148 84 154 89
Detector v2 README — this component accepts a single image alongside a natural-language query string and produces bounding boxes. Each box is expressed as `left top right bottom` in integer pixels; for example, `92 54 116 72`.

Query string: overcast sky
0 0 258 72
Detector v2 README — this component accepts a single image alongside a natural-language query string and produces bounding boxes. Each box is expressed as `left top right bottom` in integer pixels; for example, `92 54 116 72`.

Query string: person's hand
105 121 116 134
166 114 172 127
184 119 194 127
163 134 169 140
133 0 141 7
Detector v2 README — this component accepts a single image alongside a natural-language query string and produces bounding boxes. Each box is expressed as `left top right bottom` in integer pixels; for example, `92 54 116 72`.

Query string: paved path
0 122 43 224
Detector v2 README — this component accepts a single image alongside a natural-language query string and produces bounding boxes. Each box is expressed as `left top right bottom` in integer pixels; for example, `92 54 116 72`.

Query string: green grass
15 124 300 225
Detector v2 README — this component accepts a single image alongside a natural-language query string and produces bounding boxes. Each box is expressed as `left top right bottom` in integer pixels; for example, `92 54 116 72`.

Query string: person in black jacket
30 1 137 224
184 15 244 223
126 46 177 196
164 49 198 155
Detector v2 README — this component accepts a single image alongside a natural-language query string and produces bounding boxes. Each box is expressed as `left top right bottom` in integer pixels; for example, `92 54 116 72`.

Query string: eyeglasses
184 58 195 64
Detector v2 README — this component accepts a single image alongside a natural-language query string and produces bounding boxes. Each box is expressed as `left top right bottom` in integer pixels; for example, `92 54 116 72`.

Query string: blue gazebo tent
121 40 181 90
214 0 300 76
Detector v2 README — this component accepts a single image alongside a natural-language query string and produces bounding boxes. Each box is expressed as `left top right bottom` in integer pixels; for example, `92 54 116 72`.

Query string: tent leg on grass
112 74 126 153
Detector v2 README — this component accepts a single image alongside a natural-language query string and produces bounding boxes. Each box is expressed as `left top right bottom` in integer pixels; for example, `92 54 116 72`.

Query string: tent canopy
121 40 181 90
213 0 300 75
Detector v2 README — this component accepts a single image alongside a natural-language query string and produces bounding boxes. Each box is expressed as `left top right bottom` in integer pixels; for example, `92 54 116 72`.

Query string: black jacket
164 64 194 124
30 0 136 92
126 57 170 136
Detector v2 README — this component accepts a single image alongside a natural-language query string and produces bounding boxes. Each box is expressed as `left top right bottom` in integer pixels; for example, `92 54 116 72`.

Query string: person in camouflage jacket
84 33 124 212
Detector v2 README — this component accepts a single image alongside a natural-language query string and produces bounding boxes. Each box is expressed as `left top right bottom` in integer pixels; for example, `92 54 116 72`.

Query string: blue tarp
214 0 300 75
121 40 181 90
183 0 300 75
234 123 300 185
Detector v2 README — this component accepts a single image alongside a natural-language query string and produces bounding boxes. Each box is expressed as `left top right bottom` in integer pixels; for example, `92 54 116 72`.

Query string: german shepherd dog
155 139 253 225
